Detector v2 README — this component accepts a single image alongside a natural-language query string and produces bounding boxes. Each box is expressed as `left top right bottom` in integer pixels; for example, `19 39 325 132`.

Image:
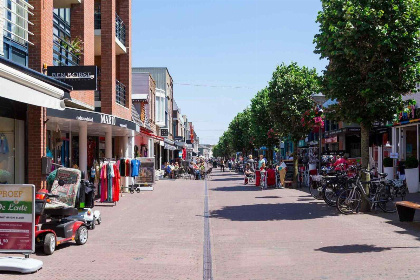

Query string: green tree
228 109 254 156
268 62 321 186
249 88 278 161
314 0 420 171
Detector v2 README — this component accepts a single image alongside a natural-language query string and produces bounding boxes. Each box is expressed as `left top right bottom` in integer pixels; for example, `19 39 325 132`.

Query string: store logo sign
101 114 116 125
47 66 97 91
76 116 93 122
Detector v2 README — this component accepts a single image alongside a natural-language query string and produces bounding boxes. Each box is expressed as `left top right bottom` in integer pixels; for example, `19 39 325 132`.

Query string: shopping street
2 169 420 280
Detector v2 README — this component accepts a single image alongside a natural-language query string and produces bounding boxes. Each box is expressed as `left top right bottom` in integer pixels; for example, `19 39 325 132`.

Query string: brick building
0 0 138 191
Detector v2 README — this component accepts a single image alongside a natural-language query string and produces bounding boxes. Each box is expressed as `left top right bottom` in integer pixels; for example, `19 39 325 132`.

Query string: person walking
247 155 255 172
277 159 287 188
220 159 225 172
258 155 266 169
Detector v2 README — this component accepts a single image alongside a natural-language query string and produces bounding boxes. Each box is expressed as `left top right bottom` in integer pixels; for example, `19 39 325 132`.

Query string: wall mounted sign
47 108 137 131
390 153 399 159
161 129 168 137
47 66 97 91
0 184 35 253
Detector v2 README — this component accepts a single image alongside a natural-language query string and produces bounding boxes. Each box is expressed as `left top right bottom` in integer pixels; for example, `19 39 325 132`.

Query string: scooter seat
44 207 78 217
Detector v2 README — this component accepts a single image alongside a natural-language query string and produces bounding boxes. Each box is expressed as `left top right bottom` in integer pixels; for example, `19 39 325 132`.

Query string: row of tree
214 0 420 186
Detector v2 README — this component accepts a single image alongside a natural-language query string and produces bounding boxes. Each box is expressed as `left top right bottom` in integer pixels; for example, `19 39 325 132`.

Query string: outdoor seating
396 201 420 222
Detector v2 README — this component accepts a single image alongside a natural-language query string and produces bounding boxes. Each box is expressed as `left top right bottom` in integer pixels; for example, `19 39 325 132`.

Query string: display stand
0 184 43 274
134 157 155 191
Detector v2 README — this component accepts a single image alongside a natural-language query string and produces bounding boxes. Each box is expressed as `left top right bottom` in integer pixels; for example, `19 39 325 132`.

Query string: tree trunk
360 123 371 211
293 139 299 188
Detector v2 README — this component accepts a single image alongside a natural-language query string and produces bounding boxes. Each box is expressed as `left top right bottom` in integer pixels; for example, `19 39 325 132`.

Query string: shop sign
324 136 338 143
47 66 97 91
76 116 93 122
161 129 169 137
174 136 183 141
390 153 399 159
0 184 35 253
346 127 361 132
100 114 116 125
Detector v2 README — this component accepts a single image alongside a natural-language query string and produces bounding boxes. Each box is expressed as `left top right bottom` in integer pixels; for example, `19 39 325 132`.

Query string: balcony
94 12 127 55
53 34 80 66
53 0 81 8
116 80 126 107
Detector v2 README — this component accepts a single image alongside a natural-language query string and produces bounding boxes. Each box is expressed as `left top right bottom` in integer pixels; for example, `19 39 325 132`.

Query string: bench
396 201 420 222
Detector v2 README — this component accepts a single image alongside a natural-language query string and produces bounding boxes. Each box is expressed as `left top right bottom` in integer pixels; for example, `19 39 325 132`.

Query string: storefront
45 108 139 185
0 57 71 187
324 127 361 158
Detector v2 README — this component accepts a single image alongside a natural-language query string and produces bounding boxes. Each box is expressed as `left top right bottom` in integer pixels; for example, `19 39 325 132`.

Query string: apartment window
3 0 33 66
53 8 79 66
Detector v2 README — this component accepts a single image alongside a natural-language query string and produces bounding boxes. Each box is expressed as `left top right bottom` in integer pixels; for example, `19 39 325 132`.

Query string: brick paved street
2 169 420 279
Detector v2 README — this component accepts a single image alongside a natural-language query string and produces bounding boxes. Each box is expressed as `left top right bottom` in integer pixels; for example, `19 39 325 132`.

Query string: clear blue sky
132 0 328 145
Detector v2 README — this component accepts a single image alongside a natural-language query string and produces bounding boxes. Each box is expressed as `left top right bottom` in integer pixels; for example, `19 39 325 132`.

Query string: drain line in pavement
203 178 213 280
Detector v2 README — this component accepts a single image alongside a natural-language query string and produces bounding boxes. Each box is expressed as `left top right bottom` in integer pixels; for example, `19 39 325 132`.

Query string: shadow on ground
255 196 281 199
315 244 419 254
210 202 337 221
211 177 244 182
211 185 263 192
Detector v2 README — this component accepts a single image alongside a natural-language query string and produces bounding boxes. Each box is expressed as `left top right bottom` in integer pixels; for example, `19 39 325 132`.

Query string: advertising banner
0 185 35 253
47 66 97 91
135 157 155 185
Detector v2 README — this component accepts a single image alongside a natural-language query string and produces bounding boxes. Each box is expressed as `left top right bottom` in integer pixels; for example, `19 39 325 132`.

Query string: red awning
140 127 163 141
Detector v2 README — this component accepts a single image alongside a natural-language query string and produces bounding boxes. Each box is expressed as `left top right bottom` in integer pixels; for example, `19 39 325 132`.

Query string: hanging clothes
100 164 107 202
107 163 113 202
112 164 120 202
125 159 131 177
119 158 126 176
131 159 140 177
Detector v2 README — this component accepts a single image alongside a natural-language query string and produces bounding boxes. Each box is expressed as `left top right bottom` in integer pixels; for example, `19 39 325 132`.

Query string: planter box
405 168 419 193
383 167 394 180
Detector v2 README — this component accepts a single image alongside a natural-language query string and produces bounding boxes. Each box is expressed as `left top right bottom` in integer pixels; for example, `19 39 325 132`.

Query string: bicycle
336 167 402 214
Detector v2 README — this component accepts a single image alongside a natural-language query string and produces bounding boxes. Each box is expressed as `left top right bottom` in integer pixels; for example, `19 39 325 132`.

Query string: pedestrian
247 155 255 172
258 155 266 169
276 159 287 188
221 159 225 172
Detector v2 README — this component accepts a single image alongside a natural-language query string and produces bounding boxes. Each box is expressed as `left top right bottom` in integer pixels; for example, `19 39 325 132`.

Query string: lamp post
311 93 327 173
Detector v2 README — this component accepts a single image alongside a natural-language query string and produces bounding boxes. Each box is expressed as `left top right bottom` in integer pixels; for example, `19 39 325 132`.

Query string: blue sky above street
132 0 328 145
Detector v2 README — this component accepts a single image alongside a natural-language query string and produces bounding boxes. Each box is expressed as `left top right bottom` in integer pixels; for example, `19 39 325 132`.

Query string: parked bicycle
336 166 407 214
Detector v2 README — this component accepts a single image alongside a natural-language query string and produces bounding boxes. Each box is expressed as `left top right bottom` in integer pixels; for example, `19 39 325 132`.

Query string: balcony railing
115 13 126 46
53 34 80 66
93 12 126 47
116 80 126 107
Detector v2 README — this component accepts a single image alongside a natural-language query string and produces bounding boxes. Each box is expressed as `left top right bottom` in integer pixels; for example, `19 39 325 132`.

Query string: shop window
0 117 24 184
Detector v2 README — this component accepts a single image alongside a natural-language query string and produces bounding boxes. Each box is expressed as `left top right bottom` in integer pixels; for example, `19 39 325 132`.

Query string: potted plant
405 156 419 193
383 157 394 180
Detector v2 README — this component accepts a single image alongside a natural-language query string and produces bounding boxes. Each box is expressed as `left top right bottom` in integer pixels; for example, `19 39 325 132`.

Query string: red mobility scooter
35 168 88 255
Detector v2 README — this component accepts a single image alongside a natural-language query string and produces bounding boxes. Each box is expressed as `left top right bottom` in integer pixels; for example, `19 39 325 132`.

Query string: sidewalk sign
0 184 43 273
135 157 155 191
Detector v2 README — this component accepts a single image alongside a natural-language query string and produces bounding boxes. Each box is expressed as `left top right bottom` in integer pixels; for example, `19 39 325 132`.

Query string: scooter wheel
44 233 56 255
97 217 101 225
90 220 96 230
75 225 88 245
136 188 141 193
130 190 134 194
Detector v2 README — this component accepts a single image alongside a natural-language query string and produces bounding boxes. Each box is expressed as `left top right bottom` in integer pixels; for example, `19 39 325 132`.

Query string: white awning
132 93 148 102
0 62 65 110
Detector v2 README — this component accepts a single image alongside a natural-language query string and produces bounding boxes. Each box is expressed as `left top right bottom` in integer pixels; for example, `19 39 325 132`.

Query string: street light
311 93 327 173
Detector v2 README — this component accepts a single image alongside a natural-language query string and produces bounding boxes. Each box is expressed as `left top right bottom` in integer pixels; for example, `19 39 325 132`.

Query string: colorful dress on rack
100 164 107 202
112 164 120 202
125 159 131 177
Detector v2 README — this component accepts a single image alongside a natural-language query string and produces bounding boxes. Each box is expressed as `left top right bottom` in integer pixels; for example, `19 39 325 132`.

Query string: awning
132 93 149 103
140 127 163 141
0 61 66 110
164 143 176 151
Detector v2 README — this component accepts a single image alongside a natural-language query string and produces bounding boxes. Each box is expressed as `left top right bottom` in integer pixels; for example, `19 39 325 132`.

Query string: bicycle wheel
323 183 339 207
309 181 323 200
377 187 397 213
336 188 361 214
